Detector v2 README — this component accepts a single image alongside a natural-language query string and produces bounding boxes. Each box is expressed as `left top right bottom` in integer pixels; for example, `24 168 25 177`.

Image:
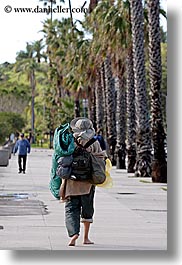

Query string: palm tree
68 0 74 28
86 1 127 166
126 0 166 173
126 47 136 172
115 72 126 169
129 0 152 177
15 43 39 143
92 1 135 169
15 41 46 143
147 0 167 183
59 20 90 117
42 19 64 108
95 69 104 131
125 1 136 173
100 62 107 138
32 39 45 63
104 56 117 165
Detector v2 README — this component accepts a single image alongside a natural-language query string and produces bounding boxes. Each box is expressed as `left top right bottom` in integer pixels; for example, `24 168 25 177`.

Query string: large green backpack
49 123 75 199
53 123 75 156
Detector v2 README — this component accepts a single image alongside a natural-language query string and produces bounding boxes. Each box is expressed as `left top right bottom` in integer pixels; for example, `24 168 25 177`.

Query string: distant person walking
13 133 31 174
94 129 106 151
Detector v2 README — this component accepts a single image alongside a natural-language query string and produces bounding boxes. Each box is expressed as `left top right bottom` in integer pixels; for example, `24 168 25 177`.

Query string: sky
0 0 167 64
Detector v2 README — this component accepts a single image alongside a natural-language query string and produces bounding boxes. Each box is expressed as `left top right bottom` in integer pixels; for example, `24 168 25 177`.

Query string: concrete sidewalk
0 148 167 250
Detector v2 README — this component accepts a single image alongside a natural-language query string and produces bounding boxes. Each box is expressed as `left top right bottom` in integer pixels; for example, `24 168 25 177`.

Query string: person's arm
13 141 18 154
26 140 31 153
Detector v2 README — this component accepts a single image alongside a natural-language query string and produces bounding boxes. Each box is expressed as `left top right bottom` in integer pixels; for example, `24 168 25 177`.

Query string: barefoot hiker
51 118 107 246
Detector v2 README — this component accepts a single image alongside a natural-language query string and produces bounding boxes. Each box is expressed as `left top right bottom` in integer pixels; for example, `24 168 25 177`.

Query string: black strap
84 137 97 148
75 137 96 149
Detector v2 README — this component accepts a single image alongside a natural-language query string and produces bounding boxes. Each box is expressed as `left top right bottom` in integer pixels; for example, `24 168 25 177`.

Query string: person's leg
81 186 95 244
83 222 94 244
68 234 79 246
22 155 27 173
18 155 22 173
65 196 81 246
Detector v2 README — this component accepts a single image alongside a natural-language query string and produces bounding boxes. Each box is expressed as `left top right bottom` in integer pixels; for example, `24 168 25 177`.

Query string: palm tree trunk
30 70 36 144
126 47 136 173
104 56 117 165
147 0 167 183
74 99 80 118
56 70 62 107
95 69 104 132
88 85 96 128
129 0 152 177
100 62 107 139
68 0 74 28
115 75 126 169
89 0 99 13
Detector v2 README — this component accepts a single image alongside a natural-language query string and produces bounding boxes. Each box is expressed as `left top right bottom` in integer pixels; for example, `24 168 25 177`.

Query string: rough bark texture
147 0 167 183
104 56 117 165
30 70 36 144
130 0 152 177
126 48 136 173
100 62 107 139
88 85 96 129
89 0 99 13
95 69 104 132
115 75 126 169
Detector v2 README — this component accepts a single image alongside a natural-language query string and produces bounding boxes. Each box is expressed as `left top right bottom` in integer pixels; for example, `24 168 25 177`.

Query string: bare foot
83 239 94 245
68 234 79 246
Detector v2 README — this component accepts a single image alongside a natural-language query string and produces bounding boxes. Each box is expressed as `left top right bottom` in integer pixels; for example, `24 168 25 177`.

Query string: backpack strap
84 137 97 148
74 137 97 149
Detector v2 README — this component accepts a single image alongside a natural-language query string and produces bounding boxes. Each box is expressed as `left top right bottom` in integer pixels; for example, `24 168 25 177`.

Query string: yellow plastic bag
97 158 113 188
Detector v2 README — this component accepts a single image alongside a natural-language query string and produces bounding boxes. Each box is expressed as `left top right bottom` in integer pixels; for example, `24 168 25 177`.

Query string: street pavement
0 148 167 250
